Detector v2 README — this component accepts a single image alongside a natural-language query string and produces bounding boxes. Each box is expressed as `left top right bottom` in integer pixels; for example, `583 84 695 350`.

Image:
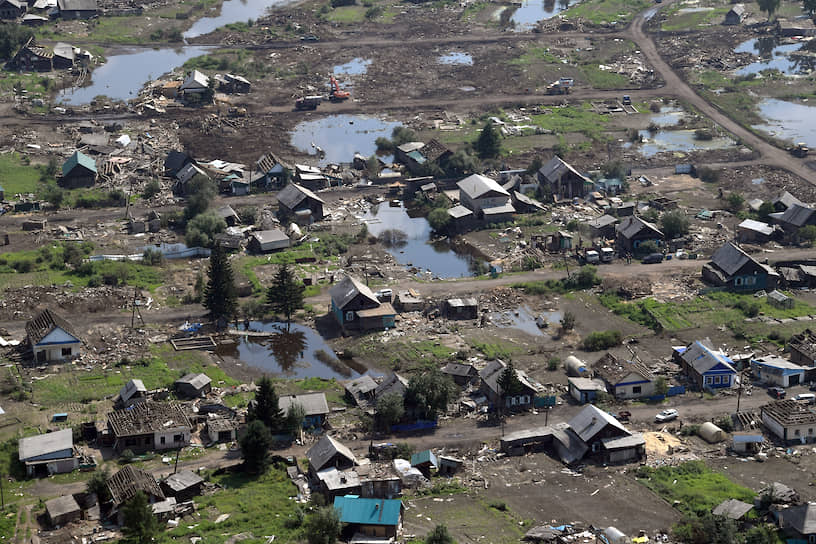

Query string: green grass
563 0 651 24
510 46 561 66
661 6 729 31
0 153 44 196
470 341 520 360
0 504 17 539
637 461 755 517
326 5 366 22
600 291 816 333
580 65 630 90
167 465 302 543
356 338 454 372
531 104 609 140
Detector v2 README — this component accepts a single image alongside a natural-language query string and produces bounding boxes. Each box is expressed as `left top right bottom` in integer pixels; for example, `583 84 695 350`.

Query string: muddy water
636 129 735 157
362 202 484 278
290 115 401 166
58 46 214 105
438 52 473 65
509 0 582 30
217 321 364 379
735 37 815 76
753 98 816 146
183 0 291 39
649 104 684 127
333 58 372 75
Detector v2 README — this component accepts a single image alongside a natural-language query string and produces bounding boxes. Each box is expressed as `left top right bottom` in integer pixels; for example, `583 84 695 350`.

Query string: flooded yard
753 98 816 146
509 0 582 30
635 128 735 157
734 37 815 77
438 52 473 65
290 115 401 166
362 202 483 279
183 0 290 39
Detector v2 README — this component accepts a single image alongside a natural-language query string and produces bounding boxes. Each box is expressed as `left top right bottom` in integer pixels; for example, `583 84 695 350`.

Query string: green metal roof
62 151 97 176
410 449 438 468
333 496 402 526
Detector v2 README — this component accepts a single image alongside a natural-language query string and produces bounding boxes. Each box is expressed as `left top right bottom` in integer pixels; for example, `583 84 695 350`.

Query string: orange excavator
329 75 350 101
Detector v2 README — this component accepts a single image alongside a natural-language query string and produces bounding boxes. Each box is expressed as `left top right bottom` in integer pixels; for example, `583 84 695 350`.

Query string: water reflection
734 37 815 76
290 115 401 166
636 129 736 157
753 98 816 147
508 0 580 31
221 321 362 379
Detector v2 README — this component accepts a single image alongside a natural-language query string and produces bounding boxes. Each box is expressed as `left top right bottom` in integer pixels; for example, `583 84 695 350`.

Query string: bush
143 179 161 199
547 357 560 371
636 240 660 257
693 129 714 141
660 210 690 239
582 330 622 351
726 193 744 213
697 166 720 183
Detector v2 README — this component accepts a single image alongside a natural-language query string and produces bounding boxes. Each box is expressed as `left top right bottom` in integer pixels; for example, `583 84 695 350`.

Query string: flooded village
4 0 816 540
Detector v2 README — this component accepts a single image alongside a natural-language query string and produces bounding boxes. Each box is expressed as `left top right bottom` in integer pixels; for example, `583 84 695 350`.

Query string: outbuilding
567 377 607 404
248 229 290 253
26 308 81 364
333 496 404 540
751 355 805 388
60 151 97 188
174 373 212 398
723 3 744 25
19 429 78 477
160 470 204 502
45 495 81 527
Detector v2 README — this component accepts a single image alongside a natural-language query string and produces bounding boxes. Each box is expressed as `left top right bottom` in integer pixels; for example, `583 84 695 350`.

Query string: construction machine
545 77 573 95
790 142 809 158
329 75 350 101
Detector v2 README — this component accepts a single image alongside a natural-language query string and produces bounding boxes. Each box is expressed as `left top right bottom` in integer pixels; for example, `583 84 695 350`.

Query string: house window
61 347 72 357
705 376 713 385
345 311 355 322
795 429 801 436
145 437 151 445
713 376 721 385
746 276 756 285
735 277 743 286
632 386 642 394
809 428 814 435
174 434 183 443
160 436 166 445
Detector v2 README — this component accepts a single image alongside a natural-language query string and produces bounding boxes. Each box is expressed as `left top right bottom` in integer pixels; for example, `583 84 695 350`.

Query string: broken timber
170 336 217 351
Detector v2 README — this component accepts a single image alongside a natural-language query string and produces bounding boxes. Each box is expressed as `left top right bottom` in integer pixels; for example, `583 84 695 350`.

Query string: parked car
794 393 816 404
300 35 319 41
642 253 664 264
769 386 786 399
655 409 678 422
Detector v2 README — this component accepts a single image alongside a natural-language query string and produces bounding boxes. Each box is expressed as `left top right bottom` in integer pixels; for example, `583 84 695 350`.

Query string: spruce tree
247 375 284 431
240 419 272 474
204 245 237 321
266 263 305 324
121 491 159 544
475 121 501 159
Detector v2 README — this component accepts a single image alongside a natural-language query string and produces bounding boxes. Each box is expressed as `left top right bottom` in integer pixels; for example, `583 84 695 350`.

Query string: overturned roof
713 499 753 520
119 379 146 404
738 219 774 236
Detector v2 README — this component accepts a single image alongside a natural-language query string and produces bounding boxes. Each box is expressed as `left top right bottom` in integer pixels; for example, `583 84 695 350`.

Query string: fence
391 420 437 433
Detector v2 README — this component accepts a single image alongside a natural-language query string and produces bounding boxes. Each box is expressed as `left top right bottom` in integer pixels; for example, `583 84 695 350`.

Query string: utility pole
736 369 746 414
174 447 181 474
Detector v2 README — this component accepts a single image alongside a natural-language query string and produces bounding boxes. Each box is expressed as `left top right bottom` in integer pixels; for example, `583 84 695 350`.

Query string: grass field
660 6 729 31
563 0 651 24
0 153 44 196
531 104 609 140
637 461 755 517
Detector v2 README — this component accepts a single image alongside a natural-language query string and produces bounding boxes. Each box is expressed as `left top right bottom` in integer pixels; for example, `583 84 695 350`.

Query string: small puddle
58 46 214 105
509 0 583 31
734 37 814 76
333 58 371 76
218 321 365 379
183 0 290 39
290 115 401 166
362 202 484 279
438 52 473 66
649 104 685 127
753 98 816 147
459 85 476 92
636 129 735 157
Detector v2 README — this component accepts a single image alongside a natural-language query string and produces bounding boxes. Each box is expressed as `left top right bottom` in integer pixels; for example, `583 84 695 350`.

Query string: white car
655 409 679 423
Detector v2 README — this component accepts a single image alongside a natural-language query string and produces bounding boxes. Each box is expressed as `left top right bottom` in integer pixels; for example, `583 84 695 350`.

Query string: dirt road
625 6 816 185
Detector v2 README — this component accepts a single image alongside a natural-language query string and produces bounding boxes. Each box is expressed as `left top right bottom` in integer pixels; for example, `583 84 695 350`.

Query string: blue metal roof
334 496 402 526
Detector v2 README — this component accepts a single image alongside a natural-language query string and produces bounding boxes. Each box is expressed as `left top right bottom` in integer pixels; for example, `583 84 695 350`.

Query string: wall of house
613 378 656 399
701 370 734 389
34 343 80 363
762 412 816 443
605 446 641 464
153 427 191 451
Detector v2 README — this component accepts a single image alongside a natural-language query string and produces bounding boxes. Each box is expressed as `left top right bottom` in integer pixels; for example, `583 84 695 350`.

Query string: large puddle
636 128 735 157
734 37 815 76
333 58 371 76
649 104 685 127
753 98 816 146
362 202 483 279
488 306 562 336
184 0 288 39
219 321 367 379
290 115 401 166
58 46 213 105
438 52 473 66
509 0 582 30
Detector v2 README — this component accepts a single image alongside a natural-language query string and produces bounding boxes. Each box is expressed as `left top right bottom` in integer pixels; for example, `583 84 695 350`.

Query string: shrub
697 166 720 183
143 179 161 199
582 330 622 351
693 128 713 141
547 357 560 371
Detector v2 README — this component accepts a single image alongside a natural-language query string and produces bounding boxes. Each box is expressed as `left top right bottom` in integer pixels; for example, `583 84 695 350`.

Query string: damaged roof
306 435 356 471
277 182 325 209
107 465 164 505
108 401 191 438
329 275 379 310
119 379 146 404
26 308 79 346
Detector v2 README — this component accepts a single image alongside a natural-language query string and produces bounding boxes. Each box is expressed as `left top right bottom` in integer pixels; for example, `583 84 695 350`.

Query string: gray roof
680 340 736 375
57 0 96 10
441 362 476 377
781 503 816 534
52 43 75 61
709 242 755 276
119 379 146 403
162 470 204 493
539 156 592 184
568 377 607 392
277 182 325 209
600 433 645 450
306 435 356 471
567 404 627 443
713 499 753 520
615 215 664 239
777 203 816 228
375 373 408 399
344 375 378 396
728 3 745 15
513 191 545 210
587 214 618 229
773 191 804 210
19 429 73 461
46 495 80 519
738 219 774 236
479 360 536 396
316 467 360 490
396 142 424 153
181 70 209 91
457 174 509 199
216 205 239 220
278 393 329 417
251 229 289 244
552 426 589 464
329 275 379 310
175 373 211 391
447 205 473 219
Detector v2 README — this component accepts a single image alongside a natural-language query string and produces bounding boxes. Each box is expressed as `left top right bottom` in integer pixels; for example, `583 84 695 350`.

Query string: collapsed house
107 401 191 454
761 400 816 444
537 156 593 200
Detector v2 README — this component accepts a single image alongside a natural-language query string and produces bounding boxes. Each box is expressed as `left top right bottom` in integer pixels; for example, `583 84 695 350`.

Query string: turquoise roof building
333 495 403 538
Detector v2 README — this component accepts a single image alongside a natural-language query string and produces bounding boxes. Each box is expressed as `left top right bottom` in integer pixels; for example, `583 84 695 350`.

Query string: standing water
58 46 214 105
184 0 292 39
290 115 401 166
509 0 582 31
362 202 483 278
753 98 816 147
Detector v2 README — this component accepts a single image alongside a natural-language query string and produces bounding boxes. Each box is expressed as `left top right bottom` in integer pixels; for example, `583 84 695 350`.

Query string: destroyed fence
87 247 211 261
